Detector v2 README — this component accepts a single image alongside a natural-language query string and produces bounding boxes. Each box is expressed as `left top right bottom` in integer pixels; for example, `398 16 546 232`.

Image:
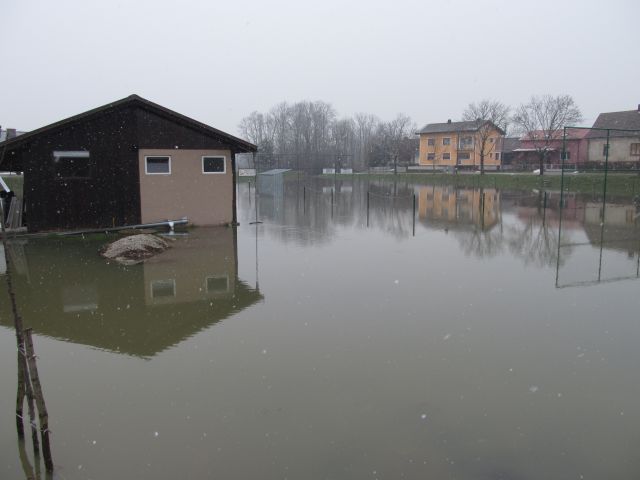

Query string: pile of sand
100 234 169 265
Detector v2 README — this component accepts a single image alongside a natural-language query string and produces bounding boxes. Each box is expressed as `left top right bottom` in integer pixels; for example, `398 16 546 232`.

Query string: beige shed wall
138 149 233 226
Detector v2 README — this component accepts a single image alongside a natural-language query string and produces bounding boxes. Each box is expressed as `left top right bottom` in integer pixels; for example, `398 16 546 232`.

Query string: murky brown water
1 178 640 479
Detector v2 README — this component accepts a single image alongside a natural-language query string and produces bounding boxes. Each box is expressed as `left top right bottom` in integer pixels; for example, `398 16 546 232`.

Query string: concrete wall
138 148 233 225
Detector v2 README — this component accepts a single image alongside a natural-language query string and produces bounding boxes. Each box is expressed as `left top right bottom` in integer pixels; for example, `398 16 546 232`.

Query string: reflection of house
417 185 500 230
583 201 640 256
0 228 262 358
417 120 504 170
586 108 640 169
0 95 257 232
511 129 589 168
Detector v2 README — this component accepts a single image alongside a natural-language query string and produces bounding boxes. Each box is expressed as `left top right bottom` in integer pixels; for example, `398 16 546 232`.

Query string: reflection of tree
505 215 570 267
454 225 505 258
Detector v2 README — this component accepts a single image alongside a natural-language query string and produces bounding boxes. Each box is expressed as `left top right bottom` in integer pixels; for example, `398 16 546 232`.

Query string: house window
495 152 501 161
145 156 171 174
631 143 640 156
459 136 473 149
443 153 451 160
489 138 494 143
202 156 226 174
457 152 470 161
427 138 435 146
443 138 451 146
560 151 570 160
427 153 435 161
53 151 91 179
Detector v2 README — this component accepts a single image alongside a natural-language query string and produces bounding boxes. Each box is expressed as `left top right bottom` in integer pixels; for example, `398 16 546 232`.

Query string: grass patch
323 172 640 196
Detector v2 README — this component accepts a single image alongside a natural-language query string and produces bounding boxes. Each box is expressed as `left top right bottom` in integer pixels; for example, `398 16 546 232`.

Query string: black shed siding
23 107 141 231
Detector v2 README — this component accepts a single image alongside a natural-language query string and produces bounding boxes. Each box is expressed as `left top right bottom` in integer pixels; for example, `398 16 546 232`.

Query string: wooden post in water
24 328 53 473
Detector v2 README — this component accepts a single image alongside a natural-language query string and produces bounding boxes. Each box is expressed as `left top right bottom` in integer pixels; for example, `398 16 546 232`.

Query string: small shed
257 168 290 196
0 95 257 232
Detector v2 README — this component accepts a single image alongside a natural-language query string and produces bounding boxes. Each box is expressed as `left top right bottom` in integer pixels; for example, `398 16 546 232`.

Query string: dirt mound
100 234 169 265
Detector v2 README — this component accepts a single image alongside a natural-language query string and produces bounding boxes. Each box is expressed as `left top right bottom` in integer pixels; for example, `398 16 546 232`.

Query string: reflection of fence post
24 329 54 473
303 186 306 215
366 190 370 227
331 188 334 218
542 191 547 226
412 193 416 237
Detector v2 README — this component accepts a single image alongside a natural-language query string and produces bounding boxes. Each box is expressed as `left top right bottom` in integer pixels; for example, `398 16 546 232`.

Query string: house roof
0 130 26 142
587 109 640 138
520 128 590 142
417 119 505 135
501 137 522 153
0 94 257 153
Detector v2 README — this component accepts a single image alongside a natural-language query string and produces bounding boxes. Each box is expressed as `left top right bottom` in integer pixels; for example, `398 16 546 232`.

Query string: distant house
499 137 522 168
0 95 257 232
510 129 589 168
417 120 504 171
586 107 640 169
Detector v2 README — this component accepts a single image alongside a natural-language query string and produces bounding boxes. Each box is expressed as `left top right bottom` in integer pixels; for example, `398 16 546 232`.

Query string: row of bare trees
239 94 582 175
238 101 417 171
462 95 583 175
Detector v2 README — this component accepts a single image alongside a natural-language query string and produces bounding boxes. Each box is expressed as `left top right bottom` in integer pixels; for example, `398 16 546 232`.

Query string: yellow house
417 120 505 170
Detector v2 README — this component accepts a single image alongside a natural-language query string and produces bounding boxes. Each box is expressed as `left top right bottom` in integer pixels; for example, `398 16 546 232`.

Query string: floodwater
1 177 640 479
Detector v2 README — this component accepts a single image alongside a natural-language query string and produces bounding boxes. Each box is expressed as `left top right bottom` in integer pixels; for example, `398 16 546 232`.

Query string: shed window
145 156 171 174
206 275 229 293
631 143 640 156
202 156 226 174
151 279 176 298
53 151 91 179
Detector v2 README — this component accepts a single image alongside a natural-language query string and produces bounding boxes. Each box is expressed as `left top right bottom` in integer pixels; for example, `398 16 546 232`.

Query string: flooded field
1 177 640 479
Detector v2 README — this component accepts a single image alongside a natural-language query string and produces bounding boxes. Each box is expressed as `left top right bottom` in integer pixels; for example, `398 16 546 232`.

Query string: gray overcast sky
1 0 638 136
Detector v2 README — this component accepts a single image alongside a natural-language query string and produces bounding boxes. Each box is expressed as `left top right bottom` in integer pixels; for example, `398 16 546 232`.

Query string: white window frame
202 155 227 174
443 137 451 146
145 155 171 175
442 152 451 160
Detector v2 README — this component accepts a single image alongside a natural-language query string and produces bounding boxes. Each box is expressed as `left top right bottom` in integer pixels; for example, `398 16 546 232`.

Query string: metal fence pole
412 193 416 237
366 190 370 227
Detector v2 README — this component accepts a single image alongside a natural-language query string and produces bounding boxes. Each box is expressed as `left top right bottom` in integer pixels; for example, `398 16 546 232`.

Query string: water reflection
0 228 262 358
240 178 640 277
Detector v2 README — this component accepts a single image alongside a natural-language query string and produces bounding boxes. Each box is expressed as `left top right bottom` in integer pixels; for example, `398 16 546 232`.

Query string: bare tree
512 95 582 175
462 99 510 175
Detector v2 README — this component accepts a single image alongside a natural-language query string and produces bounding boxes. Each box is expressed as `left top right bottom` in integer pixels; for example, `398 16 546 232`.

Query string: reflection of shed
0 228 262 358
257 169 290 196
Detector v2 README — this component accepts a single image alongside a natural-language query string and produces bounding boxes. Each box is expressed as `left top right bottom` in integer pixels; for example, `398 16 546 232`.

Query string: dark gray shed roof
501 137 522 153
0 94 257 152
